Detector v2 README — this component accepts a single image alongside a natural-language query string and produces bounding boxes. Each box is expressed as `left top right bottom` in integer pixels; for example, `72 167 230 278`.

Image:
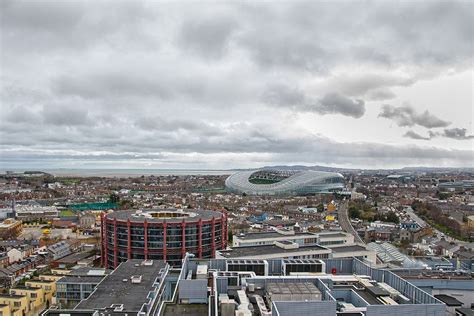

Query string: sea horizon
0 168 236 177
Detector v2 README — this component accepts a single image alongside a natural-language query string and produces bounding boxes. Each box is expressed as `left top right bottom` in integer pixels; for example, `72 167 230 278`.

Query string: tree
109 193 120 203
385 211 400 224
349 207 361 219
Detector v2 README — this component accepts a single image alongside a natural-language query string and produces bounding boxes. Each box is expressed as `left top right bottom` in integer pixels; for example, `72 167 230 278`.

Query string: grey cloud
3 106 41 123
262 84 305 107
403 130 431 140
1 130 472 169
367 89 396 101
403 128 473 141
378 104 450 128
328 74 414 98
315 93 365 118
179 15 238 59
263 86 365 118
0 1 472 169
237 1 473 71
442 128 474 140
41 104 91 126
1 0 154 52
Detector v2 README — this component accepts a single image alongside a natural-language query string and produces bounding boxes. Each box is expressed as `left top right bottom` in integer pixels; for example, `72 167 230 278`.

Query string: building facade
101 209 228 267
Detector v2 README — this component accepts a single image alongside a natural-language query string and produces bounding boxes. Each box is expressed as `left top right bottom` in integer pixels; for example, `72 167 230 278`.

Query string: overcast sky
1 0 473 170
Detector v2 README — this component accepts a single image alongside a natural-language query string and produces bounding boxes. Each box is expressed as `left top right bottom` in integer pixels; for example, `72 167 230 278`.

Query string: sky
0 0 473 170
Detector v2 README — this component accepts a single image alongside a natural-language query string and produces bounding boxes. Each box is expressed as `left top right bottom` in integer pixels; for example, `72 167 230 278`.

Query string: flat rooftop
235 231 316 240
219 244 330 258
319 232 349 238
57 275 105 284
267 282 321 295
162 304 208 316
106 209 222 223
76 259 167 313
331 245 368 253
56 251 94 264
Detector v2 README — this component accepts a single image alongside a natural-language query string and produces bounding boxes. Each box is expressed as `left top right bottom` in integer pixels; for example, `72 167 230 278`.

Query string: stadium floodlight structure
225 168 345 196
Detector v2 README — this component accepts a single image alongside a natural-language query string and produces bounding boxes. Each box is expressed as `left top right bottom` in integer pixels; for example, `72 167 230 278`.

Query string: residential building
0 293 30 316
0 219 22 239
55 268 109 308
10 286 46 314
47 241 72 260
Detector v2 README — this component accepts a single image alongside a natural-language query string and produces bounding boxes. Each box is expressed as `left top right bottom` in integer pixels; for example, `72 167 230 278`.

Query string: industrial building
225 168 345 195
101 208 228 268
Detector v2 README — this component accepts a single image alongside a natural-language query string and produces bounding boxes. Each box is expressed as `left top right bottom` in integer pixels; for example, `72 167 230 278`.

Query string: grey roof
434 294 463 306
219 244 330 258
319 232 349 238
236 231 316 240
56 251 94 264
106 208 222 223
76 259 167 313
331 245 368 253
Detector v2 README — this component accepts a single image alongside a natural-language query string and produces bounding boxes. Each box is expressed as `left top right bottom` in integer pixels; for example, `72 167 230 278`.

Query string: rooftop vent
131 275 142 284
274 240 299 250
110 304 124 311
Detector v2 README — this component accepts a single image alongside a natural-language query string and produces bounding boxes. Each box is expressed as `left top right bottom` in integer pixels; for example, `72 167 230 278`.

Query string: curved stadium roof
225 168 345 195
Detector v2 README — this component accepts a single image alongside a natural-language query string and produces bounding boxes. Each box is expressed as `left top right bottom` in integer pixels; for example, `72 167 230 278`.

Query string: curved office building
225 169 345 196
101 209 227 268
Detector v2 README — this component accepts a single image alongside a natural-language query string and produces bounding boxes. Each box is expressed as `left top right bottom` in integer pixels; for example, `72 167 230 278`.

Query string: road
337 200 364 244
404 206 461 243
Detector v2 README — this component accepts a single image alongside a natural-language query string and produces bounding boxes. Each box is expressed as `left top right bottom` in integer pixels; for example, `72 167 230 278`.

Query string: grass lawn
60 209 76 217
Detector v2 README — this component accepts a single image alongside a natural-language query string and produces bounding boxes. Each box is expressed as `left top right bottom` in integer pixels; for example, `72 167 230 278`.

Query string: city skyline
1 1 473 169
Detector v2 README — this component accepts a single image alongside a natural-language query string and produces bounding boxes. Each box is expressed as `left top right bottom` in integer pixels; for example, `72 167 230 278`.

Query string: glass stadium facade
225 169 345 195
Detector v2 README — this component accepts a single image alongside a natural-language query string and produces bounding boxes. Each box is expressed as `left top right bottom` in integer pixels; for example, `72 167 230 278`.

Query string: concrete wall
178 279 207 304
365 304 445 316
410 279 474 308
272 301 337 316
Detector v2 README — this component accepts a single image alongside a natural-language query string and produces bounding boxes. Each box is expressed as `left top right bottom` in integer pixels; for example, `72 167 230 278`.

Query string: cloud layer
1 0 473 169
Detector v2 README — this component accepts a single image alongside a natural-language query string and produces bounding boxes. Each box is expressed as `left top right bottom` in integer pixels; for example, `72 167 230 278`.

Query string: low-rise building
10 286 46 313
74 259 169 315
15 205 59 222
47 241 71 261
25 279 57 306
0 219 22 239
232 229 354 247
79 213 96 229
55 268 109 308
0 293 30 316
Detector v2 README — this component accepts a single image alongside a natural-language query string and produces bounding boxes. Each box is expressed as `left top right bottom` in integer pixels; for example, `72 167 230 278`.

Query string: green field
60 209 76 217
248 178 280 184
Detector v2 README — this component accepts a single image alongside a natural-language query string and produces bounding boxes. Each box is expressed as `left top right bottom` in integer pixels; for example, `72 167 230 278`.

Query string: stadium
225 168 345 196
